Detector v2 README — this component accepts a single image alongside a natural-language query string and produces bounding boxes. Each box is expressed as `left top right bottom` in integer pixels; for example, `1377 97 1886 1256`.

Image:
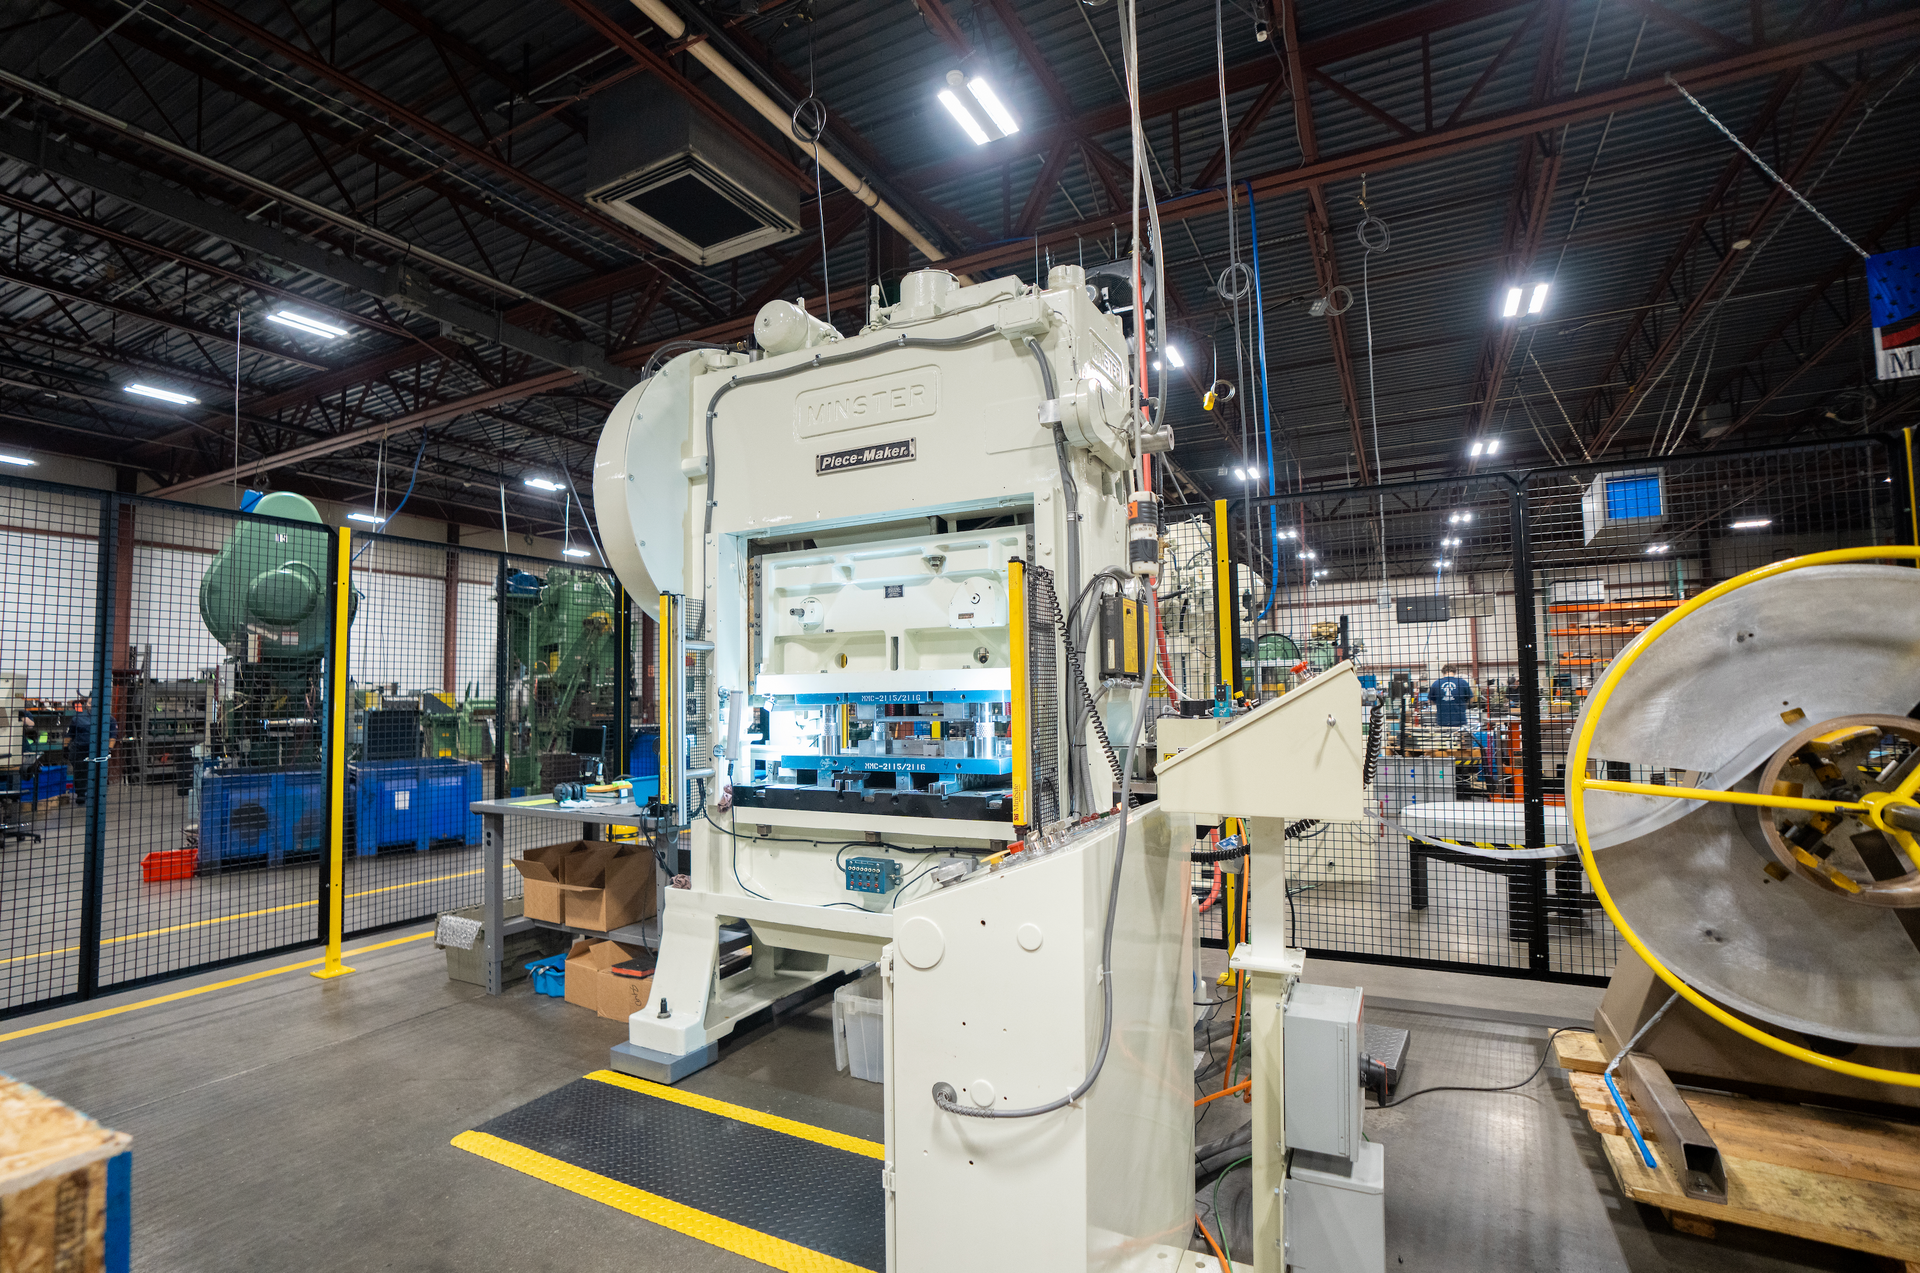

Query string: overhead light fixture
347 512 386 524
523 477 565 492
1313 568 1328 578
1232 467 1247 480
1501 287 1523 319
563 547 592 558
1245 463 1259 479
1528 283 1549 314
1645 543 1670 554
125 383 198 405
1731 238 1752 251
1164 344 1185 368
268 310 350 339
1278 529 1296 539
0 454 35 467
1301 550 1317 560
1731 518 1771 530
1470 441 1484 457
965 77 1019 137
937 89 990 145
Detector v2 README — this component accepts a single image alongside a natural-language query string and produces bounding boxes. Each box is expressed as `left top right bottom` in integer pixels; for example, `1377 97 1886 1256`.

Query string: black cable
1371 1026 1595 1109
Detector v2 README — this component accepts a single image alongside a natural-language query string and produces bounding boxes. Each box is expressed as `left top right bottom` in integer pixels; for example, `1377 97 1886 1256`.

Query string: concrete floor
0 933 1886 1273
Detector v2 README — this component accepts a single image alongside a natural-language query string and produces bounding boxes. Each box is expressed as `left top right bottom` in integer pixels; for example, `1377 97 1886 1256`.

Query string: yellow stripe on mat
585 1069 885 1160
451 1130 873 1273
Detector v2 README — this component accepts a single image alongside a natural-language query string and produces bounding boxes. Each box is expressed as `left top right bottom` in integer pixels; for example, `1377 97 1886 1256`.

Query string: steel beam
916 9 1920 280
1591 76 1868 452
0 119 637 390
1462 0 1569 442
1282 0 1373 485
151 368 581 496
0 261 328 371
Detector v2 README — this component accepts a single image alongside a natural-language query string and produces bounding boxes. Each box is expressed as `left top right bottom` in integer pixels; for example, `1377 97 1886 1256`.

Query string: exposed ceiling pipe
623 0 953 274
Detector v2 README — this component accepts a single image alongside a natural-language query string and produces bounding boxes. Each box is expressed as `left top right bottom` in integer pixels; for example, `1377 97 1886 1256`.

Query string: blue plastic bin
349 758 483 855
200 766 325 868
29 764 68 801
525 952 566 996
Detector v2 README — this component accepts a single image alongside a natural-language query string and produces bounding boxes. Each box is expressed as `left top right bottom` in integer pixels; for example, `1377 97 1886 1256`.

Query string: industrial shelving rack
126 679 214 786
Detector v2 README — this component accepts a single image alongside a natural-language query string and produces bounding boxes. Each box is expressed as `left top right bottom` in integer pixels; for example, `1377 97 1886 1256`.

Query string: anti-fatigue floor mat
453 1069 885 1272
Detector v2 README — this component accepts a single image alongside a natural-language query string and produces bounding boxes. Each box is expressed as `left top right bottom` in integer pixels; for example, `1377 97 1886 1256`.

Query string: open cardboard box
598 955 657 1022
563 938 648 1012
511 840 657 931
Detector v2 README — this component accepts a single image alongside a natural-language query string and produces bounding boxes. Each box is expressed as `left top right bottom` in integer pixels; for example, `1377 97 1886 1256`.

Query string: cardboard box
510 841 657 931
598 955 657 1022
563 938 648 1012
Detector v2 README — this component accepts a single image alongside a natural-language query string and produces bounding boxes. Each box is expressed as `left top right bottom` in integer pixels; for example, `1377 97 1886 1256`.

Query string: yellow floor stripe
0 867 484 968
585 1070 885 1160
0 930 435 1043
451 1131 873 1273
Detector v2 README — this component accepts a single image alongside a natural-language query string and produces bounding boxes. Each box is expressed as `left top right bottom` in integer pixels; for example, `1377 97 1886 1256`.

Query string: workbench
470 796 665 996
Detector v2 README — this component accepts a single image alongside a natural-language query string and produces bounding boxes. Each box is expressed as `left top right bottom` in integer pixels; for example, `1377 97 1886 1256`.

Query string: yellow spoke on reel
1569 544 1920 1089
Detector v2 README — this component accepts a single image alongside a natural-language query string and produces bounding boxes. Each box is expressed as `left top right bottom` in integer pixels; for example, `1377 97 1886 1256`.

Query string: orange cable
1196 1213 1231 1267
1194 1079 1250 1107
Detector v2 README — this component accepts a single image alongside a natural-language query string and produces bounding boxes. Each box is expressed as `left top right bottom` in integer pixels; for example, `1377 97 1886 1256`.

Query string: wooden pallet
1553 1035 1920 1265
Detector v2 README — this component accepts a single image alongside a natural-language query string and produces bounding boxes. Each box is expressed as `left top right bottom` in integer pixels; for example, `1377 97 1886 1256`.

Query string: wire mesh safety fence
0 476 657 1020
1162 435 1907 984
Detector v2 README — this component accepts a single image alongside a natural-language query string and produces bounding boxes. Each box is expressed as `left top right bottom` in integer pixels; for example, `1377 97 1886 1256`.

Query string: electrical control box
1097 592 1148 681
844 856 903 894
1284 983 1364 1162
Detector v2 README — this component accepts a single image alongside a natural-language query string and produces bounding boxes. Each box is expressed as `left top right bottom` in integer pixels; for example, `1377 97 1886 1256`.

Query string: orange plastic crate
141 848 198 882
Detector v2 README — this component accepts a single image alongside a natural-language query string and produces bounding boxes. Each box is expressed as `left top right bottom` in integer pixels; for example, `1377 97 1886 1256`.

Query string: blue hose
1604 1072 1657 1169
1248 181 1280 622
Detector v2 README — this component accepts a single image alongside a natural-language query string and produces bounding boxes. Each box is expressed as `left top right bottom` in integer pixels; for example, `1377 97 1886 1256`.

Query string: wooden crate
0 1074 130 1273
1553 1035 1920 1265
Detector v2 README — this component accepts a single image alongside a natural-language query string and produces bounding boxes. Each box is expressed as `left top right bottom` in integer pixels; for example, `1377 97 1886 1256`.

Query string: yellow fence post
313 526 355 980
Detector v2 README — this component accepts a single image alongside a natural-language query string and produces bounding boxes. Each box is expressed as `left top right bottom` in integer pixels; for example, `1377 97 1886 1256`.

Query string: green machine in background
198 491 358 766
498 567 623 791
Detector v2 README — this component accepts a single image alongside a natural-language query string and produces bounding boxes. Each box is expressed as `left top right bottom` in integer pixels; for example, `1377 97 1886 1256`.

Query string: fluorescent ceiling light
1301 550 1316 560
125 383 198 405
1528 283 1549 314
268 310 349 338
523 477 564 492
1646 543 1669 554
1233 467 1246 480
1461 511 1473 522
1435 559 1450 568
937 89 991 146
1313 569 1327 578
1470 441 1484 457
1278 529 1296 539
1485 438 1499 455
1245 464 1259 479
966 77 1019 136
347 512 386 524
1731 518 1771 529
563 547 591 558
1502 287 1523 318
1164 344 1185 368
0 454 34 466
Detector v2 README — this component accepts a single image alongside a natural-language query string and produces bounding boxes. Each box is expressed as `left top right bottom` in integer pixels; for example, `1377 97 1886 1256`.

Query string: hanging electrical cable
1247 185 1281 624
1355 180 1390 598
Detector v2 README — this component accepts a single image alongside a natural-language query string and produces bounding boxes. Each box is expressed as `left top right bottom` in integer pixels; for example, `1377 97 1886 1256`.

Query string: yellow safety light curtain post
313 526 355 980
1906 428 1917 555
1212 500 1235 701
658 593 678 820
1008 558 1030 830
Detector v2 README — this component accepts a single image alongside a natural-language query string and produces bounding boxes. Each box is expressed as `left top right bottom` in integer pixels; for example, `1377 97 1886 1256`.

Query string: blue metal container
30 764 68 801
349 758 483 854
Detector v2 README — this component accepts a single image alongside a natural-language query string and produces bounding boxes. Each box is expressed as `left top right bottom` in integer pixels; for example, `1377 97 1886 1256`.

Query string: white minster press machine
590 265 1382 1271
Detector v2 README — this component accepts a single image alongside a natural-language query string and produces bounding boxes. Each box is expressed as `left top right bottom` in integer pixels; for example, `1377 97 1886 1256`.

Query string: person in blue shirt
67 696 118 807
1427 665 1475 728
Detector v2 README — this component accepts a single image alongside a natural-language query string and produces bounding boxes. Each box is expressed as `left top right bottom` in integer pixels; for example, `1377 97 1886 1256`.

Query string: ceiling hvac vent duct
586 77 802 266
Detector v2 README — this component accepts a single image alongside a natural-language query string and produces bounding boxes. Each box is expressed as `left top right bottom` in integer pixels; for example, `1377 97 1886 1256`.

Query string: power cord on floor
1370 1025 1595 1109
